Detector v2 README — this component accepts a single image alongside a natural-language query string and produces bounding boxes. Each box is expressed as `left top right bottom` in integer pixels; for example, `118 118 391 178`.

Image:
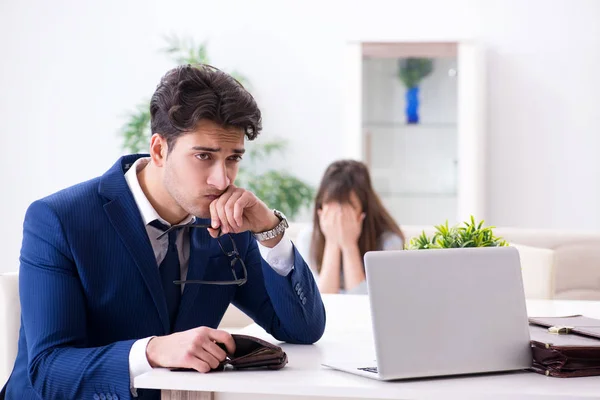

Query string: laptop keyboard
358 367 378 373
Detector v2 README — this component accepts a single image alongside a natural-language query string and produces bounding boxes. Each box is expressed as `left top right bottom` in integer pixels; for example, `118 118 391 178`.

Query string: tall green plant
235 138 314 219
120 35 212 154
118 35 314 219
406 216 508 250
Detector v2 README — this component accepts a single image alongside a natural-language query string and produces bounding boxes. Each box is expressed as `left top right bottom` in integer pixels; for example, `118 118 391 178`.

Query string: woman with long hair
296 160 405 294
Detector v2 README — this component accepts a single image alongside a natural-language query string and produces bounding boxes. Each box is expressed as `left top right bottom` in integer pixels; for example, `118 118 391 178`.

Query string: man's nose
207 163 231 191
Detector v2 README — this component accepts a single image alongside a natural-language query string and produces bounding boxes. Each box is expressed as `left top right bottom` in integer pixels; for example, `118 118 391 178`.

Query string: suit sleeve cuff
256 231 294 276
129 336 155 397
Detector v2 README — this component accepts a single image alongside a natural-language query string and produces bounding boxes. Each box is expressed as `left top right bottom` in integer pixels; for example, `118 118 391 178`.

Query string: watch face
274 209 287 221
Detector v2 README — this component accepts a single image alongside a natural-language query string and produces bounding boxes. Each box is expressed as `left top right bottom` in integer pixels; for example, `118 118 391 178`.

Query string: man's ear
149 133 167 167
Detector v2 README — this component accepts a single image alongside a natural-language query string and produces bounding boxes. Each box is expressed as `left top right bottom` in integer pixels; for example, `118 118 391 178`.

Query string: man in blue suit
2 64 325 399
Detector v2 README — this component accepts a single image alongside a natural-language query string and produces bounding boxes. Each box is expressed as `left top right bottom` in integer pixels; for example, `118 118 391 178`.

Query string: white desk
135 295 600 399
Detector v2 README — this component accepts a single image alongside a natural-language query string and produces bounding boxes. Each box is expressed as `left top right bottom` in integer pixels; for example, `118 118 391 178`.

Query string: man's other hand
146 326 236 372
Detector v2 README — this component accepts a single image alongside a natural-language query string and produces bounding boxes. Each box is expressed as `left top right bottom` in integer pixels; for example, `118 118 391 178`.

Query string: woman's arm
339 204 366 292
341 241 366 291
318 241 342 293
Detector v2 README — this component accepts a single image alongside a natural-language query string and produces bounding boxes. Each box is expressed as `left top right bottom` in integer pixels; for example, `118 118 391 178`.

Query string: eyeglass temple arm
157 224 222 240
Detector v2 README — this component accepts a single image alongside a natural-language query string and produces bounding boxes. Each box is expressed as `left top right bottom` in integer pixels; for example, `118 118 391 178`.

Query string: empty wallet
172 334 288 372
528 315 600 377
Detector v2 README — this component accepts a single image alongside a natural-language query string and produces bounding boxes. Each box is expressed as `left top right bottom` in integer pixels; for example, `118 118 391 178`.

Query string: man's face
162 120 245 219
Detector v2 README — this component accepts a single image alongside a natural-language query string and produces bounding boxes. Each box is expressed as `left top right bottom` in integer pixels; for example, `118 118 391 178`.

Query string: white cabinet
345 42 486 226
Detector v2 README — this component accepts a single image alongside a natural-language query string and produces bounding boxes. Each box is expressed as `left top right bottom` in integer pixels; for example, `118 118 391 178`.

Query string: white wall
1 0 599 272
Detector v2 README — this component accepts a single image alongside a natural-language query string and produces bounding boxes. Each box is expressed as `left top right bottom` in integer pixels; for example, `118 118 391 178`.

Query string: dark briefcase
528 315 600 377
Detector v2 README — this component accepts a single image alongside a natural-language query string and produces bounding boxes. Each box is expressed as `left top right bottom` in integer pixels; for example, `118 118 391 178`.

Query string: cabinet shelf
363 122 456 128
378 192 457 198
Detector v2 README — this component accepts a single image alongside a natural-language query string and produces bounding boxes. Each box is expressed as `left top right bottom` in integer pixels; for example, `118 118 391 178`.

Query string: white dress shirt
124 157 294 395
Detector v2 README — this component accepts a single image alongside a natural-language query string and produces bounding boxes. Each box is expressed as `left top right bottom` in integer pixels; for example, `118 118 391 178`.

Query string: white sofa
401 225 600 301
2 223 600 386
287 222 600 301
0 272 18 388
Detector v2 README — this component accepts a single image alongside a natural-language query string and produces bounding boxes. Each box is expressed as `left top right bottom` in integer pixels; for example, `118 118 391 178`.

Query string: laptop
322 246 532 380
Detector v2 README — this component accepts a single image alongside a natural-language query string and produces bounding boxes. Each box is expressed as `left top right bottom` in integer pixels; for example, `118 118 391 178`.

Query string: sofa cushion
553 243 600 299
512 244 555 300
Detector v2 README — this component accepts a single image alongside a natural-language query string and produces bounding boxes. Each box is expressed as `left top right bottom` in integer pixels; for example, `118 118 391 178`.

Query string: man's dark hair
150 64 262 151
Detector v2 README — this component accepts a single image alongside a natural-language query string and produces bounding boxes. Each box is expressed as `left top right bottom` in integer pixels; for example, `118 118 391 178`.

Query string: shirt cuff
257 230 294 276
129 336 155 397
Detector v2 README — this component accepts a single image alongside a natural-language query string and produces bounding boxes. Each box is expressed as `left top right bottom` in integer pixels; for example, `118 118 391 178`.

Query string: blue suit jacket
3 155 325 400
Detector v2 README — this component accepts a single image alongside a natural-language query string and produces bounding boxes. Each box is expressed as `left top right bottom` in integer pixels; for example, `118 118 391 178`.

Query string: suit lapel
99 155 171 334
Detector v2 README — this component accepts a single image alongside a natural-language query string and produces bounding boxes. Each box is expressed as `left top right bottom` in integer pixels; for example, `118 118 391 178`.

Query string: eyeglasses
157 222 247 286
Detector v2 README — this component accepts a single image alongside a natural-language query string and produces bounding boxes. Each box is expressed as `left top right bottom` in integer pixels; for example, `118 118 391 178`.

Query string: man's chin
185 197 216 220
189 206 211 220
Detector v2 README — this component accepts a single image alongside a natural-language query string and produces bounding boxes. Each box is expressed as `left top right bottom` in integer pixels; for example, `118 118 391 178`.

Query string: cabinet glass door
362 43 459 226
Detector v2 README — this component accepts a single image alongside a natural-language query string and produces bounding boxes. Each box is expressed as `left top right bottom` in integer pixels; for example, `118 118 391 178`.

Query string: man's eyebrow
191 146 245 154
191 146 219 152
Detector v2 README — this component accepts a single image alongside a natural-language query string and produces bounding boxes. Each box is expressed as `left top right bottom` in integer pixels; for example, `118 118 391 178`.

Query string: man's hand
208 184 280 239
146 327 236 373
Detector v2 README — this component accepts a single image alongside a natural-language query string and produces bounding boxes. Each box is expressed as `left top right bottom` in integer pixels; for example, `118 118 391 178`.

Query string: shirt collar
124 157 195 227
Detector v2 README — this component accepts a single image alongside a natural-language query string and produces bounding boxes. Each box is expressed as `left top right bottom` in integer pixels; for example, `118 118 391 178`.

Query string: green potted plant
406 216 508 250
118 36 314 219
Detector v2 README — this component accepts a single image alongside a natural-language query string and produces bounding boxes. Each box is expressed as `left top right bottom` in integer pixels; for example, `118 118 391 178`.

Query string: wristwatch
252 209 289 241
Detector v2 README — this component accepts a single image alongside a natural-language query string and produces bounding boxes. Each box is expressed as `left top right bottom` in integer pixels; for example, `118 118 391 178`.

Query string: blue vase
405 86 420 124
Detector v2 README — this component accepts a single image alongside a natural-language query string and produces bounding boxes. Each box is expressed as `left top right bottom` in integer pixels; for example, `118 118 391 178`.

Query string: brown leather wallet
528 315 600 377
172 334 288 372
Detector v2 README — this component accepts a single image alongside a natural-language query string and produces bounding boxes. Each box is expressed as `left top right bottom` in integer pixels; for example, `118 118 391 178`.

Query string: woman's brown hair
310 160 404 272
